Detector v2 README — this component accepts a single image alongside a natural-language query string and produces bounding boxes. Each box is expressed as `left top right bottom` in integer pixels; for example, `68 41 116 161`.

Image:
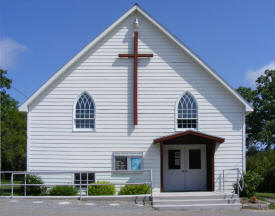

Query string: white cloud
245 61 275 86
0 37 28 69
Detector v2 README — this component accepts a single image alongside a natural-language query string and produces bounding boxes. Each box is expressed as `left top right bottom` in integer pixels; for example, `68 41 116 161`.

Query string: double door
163 144 206 191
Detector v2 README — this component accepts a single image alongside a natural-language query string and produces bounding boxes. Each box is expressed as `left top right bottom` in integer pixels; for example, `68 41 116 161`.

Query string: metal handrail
222 168 244 195
0 169 153 199
238 170 244 192
0 170 151 174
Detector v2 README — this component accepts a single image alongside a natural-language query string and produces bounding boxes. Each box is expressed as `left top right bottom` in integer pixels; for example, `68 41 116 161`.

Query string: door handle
182 170 185 172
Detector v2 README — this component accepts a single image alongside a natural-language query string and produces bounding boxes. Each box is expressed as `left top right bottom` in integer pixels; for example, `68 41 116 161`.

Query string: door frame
160 143 215 192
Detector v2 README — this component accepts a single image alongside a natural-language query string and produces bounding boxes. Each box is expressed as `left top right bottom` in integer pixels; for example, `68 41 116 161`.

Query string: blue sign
131 158 141 170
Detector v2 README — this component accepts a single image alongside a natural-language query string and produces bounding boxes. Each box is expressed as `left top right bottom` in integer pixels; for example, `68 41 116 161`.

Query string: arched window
177 92 197 129
74 92 95 129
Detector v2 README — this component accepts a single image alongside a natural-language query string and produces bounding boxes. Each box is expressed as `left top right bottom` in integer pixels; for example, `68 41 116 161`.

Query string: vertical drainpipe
27 107 30 172
242 110 246 173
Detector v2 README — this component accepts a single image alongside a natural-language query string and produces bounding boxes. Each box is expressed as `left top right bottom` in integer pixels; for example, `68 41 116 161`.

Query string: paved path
0 198 275 216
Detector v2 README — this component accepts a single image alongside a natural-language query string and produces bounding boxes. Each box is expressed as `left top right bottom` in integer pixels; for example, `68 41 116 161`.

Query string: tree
1 69 27 171
237 70 275 150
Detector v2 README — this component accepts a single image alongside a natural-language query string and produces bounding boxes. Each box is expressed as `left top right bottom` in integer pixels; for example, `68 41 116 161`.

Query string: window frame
175 91 198 131
73 91 96 132
113 152 144 171
74 172 95 186
189 149 201 169
168 149 181 170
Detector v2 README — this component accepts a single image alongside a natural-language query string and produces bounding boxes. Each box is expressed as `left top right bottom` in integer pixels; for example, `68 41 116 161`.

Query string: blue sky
1 0 275 105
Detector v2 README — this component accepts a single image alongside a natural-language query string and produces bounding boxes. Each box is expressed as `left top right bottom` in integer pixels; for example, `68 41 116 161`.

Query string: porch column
206 143 216 191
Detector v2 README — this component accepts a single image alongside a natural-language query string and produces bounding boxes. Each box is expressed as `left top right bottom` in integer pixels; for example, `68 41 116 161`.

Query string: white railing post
222 170 224 192
11 172 14 198
150 169 153 198
86 172 88 197
24 173 27 197
237 168 240 195
241 171 244 191
79 172 82 200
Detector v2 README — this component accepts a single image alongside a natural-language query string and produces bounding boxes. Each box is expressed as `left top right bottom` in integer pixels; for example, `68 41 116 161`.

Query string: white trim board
19 4 253 113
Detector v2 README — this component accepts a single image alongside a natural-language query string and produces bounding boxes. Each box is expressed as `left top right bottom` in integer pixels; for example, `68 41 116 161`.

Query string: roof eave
19 5 139 112
19 4 253 112
135 6 254 113
19 105 28 112
153 130 225 144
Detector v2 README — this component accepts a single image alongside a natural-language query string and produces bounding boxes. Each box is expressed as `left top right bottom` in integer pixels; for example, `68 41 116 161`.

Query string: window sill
111 170 145 174
72 129 96 133
175 128 198 132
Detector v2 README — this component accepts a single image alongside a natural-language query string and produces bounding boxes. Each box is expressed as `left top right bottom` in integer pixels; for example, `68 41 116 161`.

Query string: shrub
236 171 263 198
246 150 275 193
258 166 275 193
48 186 78 196
88 181 115 196
22 175 47 196
119 184 150 195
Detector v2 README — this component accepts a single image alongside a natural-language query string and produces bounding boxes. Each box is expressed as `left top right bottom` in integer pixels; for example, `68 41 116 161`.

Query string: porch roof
153 130 225 145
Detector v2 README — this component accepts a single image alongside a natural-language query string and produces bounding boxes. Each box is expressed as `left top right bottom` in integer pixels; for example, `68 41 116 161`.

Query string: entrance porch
154 130 225 192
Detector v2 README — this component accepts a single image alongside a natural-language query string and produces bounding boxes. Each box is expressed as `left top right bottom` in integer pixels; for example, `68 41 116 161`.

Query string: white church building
19 5 253 194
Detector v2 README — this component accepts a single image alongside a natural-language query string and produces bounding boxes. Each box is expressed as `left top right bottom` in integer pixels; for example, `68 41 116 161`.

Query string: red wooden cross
118 32 153 125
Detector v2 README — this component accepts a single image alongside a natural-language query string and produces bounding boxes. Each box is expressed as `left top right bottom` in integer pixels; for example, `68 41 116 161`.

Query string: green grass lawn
255 192 275 198
0 179 23 196
255 192 275 209
269 203 275 209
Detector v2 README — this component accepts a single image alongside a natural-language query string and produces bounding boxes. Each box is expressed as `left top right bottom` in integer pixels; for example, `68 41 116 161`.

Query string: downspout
242 111 246 173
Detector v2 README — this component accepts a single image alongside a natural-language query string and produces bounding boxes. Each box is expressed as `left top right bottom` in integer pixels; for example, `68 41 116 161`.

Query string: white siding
27 12 245 192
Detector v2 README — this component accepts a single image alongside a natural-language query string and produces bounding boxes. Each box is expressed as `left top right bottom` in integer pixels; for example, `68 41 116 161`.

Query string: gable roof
153 130 225 144
19 4 253 113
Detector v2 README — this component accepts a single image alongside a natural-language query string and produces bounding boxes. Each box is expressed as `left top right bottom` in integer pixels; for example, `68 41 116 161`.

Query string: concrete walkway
0 198 275 216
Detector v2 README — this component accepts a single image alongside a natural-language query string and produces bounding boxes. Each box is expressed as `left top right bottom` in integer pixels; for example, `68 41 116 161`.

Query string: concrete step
153 203 242 210
153 198 240 205
153 194 238 201
152 192 241 210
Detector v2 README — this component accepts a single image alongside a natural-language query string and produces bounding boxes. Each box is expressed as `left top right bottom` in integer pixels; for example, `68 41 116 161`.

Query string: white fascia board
135 6 253 113
19 4 253 113
19 5 139 112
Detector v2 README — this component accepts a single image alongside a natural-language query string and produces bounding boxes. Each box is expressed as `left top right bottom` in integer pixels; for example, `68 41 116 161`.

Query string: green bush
246 150 275 193
48 186 78 196
21 175 47 196
119 184 150 195
88 181 115 196
237 171 263 198
258 166 275 193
